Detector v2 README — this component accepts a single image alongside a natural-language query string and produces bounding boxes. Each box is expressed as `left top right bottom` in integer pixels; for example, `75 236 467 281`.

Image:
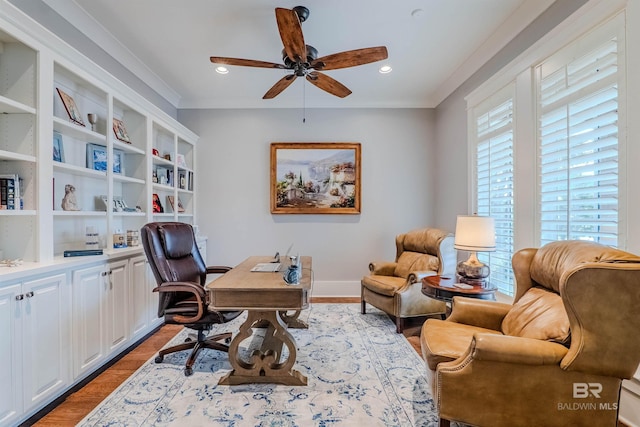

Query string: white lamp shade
454 215 496 251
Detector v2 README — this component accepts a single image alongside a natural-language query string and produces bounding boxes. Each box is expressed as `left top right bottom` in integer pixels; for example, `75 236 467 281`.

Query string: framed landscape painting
270 142 361 214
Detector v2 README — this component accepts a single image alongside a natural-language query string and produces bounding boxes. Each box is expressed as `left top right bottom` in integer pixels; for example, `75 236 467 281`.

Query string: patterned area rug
79 304 439 426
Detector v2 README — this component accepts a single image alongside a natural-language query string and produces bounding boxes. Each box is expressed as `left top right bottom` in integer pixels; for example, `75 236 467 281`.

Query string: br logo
573 383 602 398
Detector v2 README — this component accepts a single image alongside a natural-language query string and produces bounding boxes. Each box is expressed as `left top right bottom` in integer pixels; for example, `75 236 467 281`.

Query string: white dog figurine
61 184 81 211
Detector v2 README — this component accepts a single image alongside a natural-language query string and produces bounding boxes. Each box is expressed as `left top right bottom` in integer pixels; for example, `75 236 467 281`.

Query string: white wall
178 108 438 295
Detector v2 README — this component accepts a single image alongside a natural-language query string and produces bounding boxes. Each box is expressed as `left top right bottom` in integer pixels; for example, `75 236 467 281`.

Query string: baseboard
310 280 360 297
620 386 640 427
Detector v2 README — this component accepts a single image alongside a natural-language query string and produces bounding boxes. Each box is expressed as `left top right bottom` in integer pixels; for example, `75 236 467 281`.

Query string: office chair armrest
206 265 233 274
153 281 207 323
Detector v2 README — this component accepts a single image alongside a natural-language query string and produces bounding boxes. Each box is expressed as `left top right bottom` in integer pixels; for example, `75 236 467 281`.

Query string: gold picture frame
112 118 131 143
270 142 361 214
56 88 85 126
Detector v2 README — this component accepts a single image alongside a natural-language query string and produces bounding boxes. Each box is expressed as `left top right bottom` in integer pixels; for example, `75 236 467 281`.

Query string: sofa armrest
408 270 437 284
446 296 511 331
369 261 397 276
471 333 569 366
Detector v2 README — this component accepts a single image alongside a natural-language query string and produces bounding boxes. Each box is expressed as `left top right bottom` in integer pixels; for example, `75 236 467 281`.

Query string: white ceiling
45 0 554 109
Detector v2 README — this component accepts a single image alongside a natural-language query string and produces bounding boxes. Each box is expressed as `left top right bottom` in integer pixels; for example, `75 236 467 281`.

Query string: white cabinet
129 255 150 339
130 254 164 337
105 259 129 354
72 264 106 379
0 283 23 426
0 273 70 427
72 259 130 380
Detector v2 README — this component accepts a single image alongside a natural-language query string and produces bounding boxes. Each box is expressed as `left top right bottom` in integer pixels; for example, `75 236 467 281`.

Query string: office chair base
154 331 233 376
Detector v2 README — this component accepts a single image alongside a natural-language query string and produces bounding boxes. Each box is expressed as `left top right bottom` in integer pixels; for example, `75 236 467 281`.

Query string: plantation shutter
538 37 619 246
475 95 515 296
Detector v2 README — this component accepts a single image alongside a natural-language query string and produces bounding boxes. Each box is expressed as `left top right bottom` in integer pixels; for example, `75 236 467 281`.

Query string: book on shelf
167 195 185 213
0 174 22 210
63 249 104 257
152 193 164 213
188 171 194 191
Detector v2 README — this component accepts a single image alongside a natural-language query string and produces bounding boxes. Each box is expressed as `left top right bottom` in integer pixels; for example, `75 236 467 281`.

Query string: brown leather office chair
361 227 455 332
420 240 640 427
141 222 242 376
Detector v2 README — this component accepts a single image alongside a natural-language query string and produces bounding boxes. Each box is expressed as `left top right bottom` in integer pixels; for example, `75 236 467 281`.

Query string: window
466 12 625 299
537 37 619 246
473 91 515 296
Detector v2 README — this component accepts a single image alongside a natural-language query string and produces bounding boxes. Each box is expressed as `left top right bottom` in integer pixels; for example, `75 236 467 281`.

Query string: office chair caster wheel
184 337 192 343
184 367 193 376
225 337 232 344
155 355 164 363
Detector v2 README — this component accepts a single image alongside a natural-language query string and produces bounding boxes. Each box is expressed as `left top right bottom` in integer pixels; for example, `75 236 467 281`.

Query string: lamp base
456 252 490 287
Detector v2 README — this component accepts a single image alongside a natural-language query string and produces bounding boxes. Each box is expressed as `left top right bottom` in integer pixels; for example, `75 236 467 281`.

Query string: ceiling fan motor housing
282 44 318 69
292 6 309 22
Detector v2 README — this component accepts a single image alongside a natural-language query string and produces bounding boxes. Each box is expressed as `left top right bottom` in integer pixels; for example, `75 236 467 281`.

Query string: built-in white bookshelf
0 17 198 262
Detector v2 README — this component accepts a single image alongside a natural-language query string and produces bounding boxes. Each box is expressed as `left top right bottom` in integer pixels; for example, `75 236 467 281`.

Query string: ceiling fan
210 6 388 99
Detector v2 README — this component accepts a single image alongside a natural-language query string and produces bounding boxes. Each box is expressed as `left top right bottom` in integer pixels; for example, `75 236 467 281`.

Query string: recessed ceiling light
215 66 229 74
379 65 392 74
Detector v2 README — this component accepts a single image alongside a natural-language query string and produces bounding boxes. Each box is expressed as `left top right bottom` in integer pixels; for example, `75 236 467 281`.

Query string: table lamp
454 215 496 286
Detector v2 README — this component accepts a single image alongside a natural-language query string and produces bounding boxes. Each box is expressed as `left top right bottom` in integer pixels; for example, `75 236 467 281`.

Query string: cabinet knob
102 271 108 276
25 291 34 298
15 294 24 301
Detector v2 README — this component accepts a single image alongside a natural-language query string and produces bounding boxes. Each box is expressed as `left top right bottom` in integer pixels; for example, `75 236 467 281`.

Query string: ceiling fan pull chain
302 77 306 123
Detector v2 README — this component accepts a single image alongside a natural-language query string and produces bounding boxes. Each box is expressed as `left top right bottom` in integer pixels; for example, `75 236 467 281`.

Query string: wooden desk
422 275 497 303
206 255 312 386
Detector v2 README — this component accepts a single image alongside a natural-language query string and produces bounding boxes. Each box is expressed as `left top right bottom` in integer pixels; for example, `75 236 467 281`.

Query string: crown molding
43 0 181 107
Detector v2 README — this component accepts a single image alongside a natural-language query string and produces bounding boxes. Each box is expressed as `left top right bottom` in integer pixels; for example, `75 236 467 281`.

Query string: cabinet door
105 259 128 354
0 284 23 426
72 265 106 379
21 273 70 413
147 263 163 328
129 256 150 339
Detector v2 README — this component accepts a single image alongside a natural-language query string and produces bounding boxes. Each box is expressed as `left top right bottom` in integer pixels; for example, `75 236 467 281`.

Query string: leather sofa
420 240 640 426
361 227 456 333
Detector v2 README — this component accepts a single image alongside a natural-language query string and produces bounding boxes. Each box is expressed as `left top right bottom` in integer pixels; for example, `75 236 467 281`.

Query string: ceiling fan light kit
209 6 388 99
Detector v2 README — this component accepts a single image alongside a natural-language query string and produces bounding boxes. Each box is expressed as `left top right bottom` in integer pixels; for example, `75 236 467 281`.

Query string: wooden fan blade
210 57 286 69
311 46 388 70
263 74 297 99
306 72 352 98
275 8 306 63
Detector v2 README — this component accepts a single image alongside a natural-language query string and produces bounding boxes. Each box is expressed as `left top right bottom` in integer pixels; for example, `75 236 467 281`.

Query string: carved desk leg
278 309 308 329
218 310 307 386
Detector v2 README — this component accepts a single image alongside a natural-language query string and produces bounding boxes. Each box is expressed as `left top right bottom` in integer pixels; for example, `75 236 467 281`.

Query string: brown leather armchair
420 240 640 427
141 222 242 376
361 228 455 333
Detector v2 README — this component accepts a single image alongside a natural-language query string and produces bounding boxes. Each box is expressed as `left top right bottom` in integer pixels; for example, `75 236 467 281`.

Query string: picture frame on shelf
53 132 65 162
113 196 127 212
156 166 169 185
87 143 107 171
176 153 187 168
178 171 186 189
112 118 131 143
270 142 361 215
99 195 110 211
152 193 164 213
113 149 125 175
167 195 185 213
56 88 85 126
